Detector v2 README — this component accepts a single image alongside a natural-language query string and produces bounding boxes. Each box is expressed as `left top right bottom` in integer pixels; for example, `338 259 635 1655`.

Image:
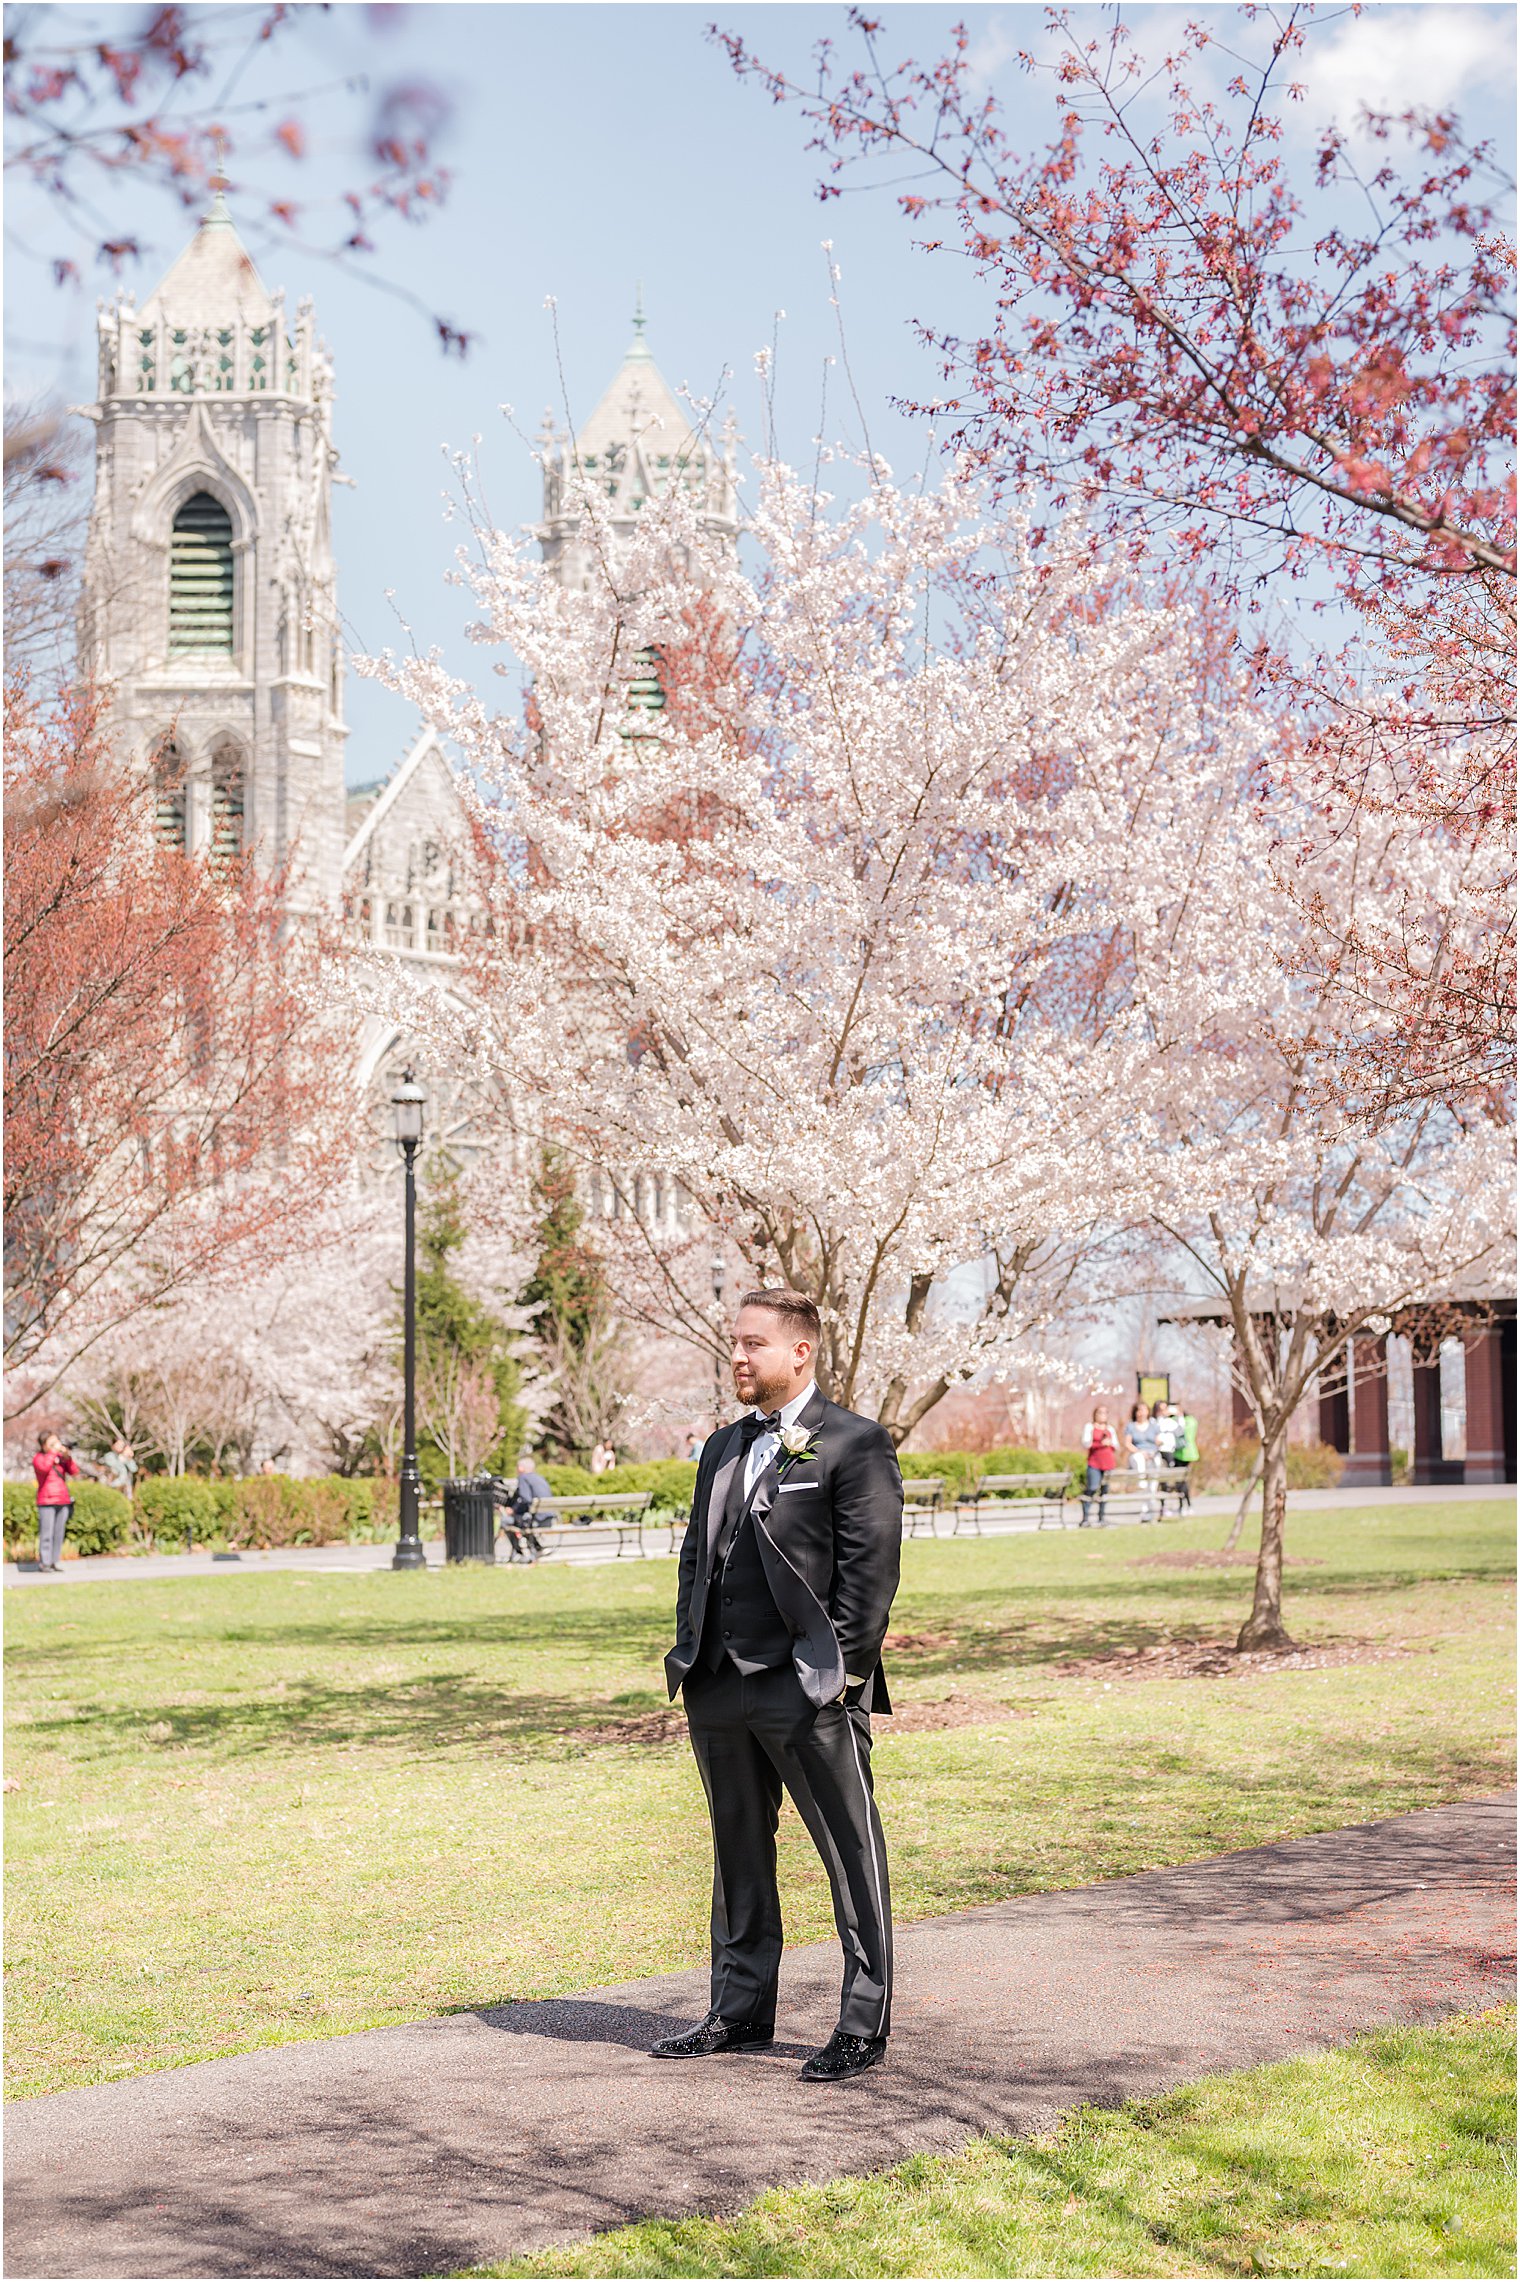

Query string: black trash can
442 1476 498 1565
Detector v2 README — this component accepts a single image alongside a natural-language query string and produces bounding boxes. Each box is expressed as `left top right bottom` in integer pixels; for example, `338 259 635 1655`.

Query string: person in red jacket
32 1434 79 1572
1079 1403 1120 1526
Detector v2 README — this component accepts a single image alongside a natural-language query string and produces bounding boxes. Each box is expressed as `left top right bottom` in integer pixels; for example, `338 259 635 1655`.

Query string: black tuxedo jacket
664 1387 903 1713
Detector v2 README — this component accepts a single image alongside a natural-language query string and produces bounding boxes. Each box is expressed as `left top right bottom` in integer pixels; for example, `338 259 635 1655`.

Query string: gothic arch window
209 738 246 861
152 738 187 851
169 492 234 655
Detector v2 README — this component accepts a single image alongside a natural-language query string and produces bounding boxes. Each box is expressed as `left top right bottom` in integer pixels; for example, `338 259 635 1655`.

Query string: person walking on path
1079 1404 1120 1525
658 1288 903 2084
32 1434 79 1571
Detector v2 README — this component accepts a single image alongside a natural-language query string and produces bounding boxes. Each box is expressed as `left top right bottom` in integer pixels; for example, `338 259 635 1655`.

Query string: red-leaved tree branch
3 674 357 1413
714 3 1516 1117
4 3 473 353
713 4 1515 601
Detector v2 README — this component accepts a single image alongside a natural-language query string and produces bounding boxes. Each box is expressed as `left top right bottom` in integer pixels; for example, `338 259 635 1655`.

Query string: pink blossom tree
1139 782 1513 1647
716 5 1515 1114
359 448 1271 1444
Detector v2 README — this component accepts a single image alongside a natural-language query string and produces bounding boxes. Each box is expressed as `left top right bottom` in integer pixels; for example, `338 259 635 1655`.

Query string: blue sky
7 1 1514 782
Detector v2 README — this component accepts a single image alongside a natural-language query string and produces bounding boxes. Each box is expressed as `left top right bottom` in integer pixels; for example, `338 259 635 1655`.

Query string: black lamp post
711 1250 726 1432
391 1069 427 1572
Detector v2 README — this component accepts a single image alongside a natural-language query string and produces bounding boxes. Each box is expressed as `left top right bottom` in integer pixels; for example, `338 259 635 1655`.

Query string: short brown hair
737 1288 822 1346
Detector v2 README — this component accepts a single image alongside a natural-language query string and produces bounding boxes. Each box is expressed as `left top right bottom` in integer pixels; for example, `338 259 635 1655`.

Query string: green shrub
598 1460 699 1514
4 1480 133 1558
541 1462 598 1497
224 1475 373 1550
1287 1440 1345 1490
134 1476 232 1548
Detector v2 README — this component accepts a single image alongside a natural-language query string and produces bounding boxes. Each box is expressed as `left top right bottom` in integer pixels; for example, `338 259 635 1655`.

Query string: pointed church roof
577 295 696 463
141 189 275 325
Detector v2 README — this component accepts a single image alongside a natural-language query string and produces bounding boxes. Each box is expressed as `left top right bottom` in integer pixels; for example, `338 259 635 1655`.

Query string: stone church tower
79 192 346 914
537 299 738 590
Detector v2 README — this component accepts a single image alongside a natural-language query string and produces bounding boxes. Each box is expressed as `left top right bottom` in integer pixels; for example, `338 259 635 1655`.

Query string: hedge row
4 1439 1232 1561
3 1475 400 1556
539 1447 1093 1507
2 1480 136 1558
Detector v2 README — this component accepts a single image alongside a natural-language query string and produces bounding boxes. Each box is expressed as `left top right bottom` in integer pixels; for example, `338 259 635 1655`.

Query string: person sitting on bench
501 1452 553 1561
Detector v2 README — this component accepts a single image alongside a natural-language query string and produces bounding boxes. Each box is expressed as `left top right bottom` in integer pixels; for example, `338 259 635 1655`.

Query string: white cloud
1291 4 1515 141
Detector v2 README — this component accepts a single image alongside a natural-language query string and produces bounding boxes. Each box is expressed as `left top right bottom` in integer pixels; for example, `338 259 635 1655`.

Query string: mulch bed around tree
1128 1552 1325 1571
573 1690 1035 1749
570 1633 1427 1745
1050 1639 1423 1683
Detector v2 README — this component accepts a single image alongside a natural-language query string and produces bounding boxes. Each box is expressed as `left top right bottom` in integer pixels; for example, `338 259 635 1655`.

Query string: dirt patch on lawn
885 1694 1035 1733
574 1690 1033 1749
1129 1552 1324 1572
1052 1638 1423 1683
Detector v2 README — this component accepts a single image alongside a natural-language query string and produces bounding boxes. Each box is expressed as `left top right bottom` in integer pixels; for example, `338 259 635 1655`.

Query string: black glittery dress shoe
799 2031 888 2082
650 2008 774 2058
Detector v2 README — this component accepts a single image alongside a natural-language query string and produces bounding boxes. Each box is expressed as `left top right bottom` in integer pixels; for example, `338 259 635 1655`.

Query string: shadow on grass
17 1674 684 1762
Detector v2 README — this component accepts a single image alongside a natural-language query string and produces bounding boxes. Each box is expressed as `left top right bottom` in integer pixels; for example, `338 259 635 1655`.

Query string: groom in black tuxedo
656 1288 903 2083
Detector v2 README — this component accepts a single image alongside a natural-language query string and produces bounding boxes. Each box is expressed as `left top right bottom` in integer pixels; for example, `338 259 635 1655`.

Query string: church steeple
625 283 651 363
536 296 737 591
80 197 347 910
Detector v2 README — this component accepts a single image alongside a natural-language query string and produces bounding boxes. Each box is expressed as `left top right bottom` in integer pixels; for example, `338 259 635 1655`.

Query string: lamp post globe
391 1069 428 1572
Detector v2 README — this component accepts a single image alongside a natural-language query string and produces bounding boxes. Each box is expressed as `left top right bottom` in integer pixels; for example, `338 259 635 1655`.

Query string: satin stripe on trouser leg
683 1660 893 2041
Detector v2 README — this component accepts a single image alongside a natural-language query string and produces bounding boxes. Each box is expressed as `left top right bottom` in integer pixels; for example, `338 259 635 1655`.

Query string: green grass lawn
470 2007 1516 2280
5 1499 1513 2100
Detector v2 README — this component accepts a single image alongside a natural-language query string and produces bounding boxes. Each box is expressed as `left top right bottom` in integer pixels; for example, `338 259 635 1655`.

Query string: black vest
699 1463 793 1675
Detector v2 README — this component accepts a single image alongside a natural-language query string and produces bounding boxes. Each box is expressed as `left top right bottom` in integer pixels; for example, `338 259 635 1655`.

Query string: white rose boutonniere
776 1423 819 1478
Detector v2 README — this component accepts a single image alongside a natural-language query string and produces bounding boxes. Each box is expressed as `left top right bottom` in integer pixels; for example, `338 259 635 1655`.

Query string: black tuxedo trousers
683 1657 893 2040
677 1411 899 2041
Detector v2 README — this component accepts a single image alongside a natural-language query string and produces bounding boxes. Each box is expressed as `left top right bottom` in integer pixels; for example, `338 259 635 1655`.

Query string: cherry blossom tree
1140 782 1513 1648
357 447 1271 1445
716 5 1516 1113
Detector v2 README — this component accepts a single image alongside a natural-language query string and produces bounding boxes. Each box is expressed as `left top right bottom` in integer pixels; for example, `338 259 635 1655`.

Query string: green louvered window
628 645 665 713
153 740 187 851
169 492 234 654
210 740 245 861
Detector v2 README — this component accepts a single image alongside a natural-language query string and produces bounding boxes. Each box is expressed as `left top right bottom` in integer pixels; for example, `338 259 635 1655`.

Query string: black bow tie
739 1411 782 1446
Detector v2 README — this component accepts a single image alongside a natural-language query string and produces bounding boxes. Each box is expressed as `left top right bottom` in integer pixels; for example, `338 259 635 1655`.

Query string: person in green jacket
1172 1406 1200 1504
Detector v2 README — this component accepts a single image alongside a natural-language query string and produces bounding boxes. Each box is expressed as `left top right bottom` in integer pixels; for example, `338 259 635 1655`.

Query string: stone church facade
80 198 736 1132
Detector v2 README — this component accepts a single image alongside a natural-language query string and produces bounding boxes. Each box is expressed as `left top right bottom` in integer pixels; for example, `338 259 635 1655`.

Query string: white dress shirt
742 1380 817 1494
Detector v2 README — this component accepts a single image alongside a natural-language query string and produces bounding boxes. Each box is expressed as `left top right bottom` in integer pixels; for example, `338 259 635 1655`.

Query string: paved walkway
6 1794 1514 2279
5 1479 1508 1589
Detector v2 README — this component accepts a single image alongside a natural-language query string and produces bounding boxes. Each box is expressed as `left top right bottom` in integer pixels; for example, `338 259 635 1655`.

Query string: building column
1464 1324 1512 1484
1342 1333 1391 1488
1411 1351 1444 1483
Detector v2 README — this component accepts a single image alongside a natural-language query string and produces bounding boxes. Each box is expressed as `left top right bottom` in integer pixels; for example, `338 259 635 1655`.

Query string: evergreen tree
520 1149 625 1462
413 1162 526 1483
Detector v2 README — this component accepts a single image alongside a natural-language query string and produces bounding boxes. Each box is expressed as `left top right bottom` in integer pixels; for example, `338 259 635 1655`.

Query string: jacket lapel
703 1423 748 1563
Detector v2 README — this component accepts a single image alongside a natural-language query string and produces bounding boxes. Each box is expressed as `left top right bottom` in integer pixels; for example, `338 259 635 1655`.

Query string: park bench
1078 1466 1191 1527
953 1471 1071 1535
901 1477 946 1538
503 1491 655 1561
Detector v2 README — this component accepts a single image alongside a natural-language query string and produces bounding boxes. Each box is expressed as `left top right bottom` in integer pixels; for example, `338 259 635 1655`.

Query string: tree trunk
1236 1438 1294 1650
1222 1455 1262 1552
